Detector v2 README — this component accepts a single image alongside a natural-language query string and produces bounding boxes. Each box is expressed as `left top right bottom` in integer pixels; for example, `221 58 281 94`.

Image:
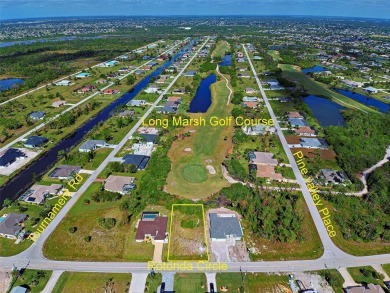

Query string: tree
68 226 77 233
2 198 12 208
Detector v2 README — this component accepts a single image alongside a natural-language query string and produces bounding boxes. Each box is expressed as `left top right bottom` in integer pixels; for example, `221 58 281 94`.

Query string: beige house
104 175 135 194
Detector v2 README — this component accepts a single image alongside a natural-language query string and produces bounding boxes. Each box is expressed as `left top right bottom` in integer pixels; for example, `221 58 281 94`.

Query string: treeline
325 110 390 187
219 184 303 243
366 162 390 215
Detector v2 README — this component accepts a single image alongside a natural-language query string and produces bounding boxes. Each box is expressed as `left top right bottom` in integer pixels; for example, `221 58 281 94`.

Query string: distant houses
54 80 71 86
184 70 197 77
103 89 120 95
52 100 67 107
29 111 45 120
289 137 328 149
75 72 91 78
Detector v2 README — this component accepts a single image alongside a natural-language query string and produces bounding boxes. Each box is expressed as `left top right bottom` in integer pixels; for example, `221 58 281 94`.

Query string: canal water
0 39 195 206
188 73 217 113
304 95 347 127
0 78 25 91
301 65 327 74
332 88 389 113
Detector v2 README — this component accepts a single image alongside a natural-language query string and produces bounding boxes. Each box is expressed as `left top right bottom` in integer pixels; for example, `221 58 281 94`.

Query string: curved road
0 40 389 276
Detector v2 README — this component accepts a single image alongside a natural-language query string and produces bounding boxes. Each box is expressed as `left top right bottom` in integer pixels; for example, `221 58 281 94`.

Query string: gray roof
29 111 45 119
0 213 27 237
300 138 327 148
24 136 48 147
49 165 81 178
288 118 308 127
79 140 106 151
209 213 243 239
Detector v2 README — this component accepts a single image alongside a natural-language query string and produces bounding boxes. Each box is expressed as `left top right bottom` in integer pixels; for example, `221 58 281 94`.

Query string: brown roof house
135 212 168 243
345 284 385 293
249 151 283 181
104 175 135 194
0 213 27 239
294 126 317 136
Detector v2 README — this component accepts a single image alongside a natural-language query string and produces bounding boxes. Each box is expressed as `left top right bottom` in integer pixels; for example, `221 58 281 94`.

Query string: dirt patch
291 148 337 160
184 148 192 152
206 165 216 174
0 269 12 293
285 136 301 144
292 272 334 293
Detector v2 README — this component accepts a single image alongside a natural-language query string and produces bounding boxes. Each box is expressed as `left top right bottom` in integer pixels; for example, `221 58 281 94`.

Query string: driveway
129 273 148 293
153 241 163 263
41 270 64 293
338 267 359 287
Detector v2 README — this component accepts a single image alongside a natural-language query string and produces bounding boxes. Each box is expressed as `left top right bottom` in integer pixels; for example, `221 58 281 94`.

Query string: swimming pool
0 215 6 223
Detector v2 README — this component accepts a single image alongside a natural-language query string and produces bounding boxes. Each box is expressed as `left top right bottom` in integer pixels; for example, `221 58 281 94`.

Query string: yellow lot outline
168 203 210 262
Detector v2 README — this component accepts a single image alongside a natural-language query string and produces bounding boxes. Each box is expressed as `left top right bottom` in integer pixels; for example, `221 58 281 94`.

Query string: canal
0 38 195 206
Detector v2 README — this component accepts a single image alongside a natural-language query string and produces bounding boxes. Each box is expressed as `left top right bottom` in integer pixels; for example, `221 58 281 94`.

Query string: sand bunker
205 159 213 163
184 148 192 152
206 165 216 174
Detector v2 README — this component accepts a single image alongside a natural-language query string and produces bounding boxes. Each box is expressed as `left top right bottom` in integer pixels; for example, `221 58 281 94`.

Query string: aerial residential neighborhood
0 3 389 293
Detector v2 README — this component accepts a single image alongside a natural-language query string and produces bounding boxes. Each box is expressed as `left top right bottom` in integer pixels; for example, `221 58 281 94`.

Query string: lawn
212 40 230 59
279 64 379 114
382 264 390 276
174 273 207 293
52 272 131 293
10 269 52 293
43 183 169 261
245 196 324 261
268 50 283 61
168 204 208 261
347 266 385 286
145 272 162 293
216 272 289 293
166 80 233 199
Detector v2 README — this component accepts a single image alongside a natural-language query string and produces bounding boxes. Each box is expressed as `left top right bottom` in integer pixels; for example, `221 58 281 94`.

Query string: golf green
182 164 208 183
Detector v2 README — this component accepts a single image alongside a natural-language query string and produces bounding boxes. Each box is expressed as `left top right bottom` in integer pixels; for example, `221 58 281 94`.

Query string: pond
301 65 327 74
304 95 347 127
333 88 389 113
219 54 231 67
0 78 24 91
188 73 217 113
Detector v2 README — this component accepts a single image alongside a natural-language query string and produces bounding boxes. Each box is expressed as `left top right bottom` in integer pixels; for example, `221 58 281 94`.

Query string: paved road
0 38 389 277
0 39 185 154
0 40 163 107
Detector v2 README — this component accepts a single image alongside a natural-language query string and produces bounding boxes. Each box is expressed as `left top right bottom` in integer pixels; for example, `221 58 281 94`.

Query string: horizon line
2 14 390 22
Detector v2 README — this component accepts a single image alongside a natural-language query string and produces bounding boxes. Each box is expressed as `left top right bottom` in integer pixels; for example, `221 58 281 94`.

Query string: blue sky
1 0 390 20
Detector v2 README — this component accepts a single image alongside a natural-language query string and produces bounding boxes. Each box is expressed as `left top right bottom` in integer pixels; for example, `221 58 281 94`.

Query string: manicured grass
52 272 131 293
347 266 384 285
182 163 208 183
268 50 282 61
43 183 169 261
212 40 230 59
174 273 207 293
166 81 233 199
279 64 379 114
246 196 323 261
11 269 52 293
145 272 162 293
216 272 289 293
382 264 390 276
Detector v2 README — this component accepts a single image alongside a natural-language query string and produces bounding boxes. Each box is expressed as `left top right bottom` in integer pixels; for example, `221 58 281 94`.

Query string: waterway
0 38 195 206
0 78 25 91
0 36 104 48
219 54 231 67
332 88 389 113
304 95 347 127
188 73 217 113
301 65 327 74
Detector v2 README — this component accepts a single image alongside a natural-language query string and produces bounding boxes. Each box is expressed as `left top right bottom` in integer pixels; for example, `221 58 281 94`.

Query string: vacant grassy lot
174 273 207 293
383 264 390 276
268 50 283 61
10 269 52 293
245 196 324 261
279 64 379 114
216 272 289 293
166 81 233 199
52 272 131 293
168 204 208 261
43 183 169 261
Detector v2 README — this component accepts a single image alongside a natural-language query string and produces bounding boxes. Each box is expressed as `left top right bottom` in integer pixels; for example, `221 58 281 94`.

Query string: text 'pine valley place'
142 116 274 129
293 151 337 238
